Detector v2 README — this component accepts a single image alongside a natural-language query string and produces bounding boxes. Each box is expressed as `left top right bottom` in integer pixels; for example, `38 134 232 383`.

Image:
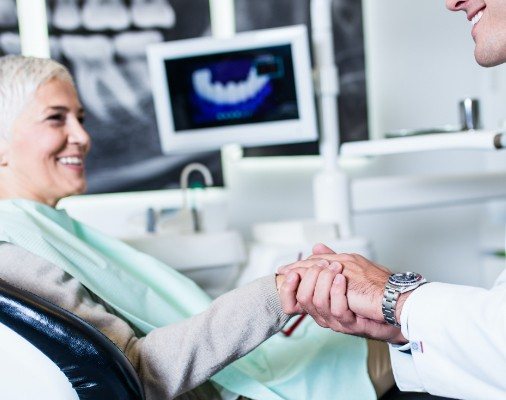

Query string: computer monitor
147 25 317 154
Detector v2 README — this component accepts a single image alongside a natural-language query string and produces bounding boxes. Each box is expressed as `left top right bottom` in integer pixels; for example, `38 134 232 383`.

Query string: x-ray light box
147 25 317 154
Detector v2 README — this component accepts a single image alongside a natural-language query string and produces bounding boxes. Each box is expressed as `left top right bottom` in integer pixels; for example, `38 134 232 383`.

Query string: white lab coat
389 269 506 399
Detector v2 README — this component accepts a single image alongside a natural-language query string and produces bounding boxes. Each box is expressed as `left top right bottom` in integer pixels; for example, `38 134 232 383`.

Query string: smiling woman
0 56 89 206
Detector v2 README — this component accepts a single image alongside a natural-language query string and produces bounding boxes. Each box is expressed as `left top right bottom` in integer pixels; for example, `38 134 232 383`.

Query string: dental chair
0 278 145 400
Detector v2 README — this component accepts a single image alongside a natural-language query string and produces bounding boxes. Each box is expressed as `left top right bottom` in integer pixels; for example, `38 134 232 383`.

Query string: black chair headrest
0 278 145 400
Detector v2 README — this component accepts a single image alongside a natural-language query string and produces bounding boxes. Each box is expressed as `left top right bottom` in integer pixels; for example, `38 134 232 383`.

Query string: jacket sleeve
0 242 290 400
389 278 506 400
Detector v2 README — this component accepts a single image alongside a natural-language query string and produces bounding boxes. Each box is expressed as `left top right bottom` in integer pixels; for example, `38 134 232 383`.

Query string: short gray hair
0 55 74 139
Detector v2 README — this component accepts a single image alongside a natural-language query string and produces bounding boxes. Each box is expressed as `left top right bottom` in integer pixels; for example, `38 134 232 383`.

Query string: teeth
52 0 82 31
82 0 131 31
192 67 270 105
471 10 483 26
131 0 176 29
58 157 83 166
114 31 163 59
60 35 144 122
114 31 163 96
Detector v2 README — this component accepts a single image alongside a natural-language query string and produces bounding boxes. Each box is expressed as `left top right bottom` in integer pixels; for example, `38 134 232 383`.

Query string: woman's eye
47 114 65 122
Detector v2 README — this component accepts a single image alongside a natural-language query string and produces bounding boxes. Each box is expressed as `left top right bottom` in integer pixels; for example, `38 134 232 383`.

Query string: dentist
279 1 506 399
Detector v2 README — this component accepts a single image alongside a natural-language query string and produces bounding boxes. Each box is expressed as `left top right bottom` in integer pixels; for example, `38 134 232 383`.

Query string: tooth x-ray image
166 45 299 131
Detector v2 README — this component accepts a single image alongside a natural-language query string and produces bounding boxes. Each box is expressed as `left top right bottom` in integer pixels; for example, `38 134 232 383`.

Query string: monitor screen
148 25 317 154
166 44 299 132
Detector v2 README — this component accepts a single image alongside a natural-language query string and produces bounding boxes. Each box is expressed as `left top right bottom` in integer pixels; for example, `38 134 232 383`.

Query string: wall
363 0 506 138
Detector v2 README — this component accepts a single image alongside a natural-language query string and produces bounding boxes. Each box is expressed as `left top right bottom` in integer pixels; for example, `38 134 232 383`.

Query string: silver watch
382 272 426 327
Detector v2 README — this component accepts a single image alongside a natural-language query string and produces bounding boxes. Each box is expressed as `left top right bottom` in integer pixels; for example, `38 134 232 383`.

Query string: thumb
312 243 336 255
279 272 303 314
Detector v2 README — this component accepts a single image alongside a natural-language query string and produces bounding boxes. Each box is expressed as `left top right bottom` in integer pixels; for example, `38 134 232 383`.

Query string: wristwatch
382 272 426 327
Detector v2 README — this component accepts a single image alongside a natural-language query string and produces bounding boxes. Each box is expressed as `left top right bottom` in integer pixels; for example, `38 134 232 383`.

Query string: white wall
363 0 506 138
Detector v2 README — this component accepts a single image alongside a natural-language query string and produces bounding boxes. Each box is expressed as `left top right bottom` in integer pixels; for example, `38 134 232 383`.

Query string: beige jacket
0 242 290 400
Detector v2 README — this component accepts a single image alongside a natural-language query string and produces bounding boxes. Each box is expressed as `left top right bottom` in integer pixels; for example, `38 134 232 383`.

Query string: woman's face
0 78 90 206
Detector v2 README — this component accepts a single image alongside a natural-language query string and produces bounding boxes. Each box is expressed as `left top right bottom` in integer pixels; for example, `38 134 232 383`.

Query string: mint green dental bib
0 199 375 400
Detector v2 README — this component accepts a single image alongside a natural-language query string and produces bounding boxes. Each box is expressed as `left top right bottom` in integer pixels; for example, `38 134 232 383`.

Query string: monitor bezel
147 25 317 154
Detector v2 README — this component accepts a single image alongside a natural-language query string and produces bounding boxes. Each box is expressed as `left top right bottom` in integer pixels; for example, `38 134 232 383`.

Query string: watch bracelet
382 286 401 327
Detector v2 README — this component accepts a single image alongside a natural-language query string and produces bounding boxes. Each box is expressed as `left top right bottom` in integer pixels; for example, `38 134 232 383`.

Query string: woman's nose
68 119 91 151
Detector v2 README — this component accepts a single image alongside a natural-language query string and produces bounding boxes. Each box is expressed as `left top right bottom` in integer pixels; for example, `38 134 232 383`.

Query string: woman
0 55 387 400
0 54 297 400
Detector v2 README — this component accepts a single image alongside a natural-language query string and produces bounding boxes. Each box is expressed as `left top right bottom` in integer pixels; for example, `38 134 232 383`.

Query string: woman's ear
0 139 10 167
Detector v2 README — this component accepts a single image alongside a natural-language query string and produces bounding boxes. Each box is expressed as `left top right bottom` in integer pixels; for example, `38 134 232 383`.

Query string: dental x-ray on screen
148 25 317 154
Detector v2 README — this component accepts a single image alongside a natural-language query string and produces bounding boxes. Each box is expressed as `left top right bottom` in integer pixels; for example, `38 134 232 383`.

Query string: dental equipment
385 98 483 138
340 130 506 158
147 25 317 154
310 0 353 238
180 163 214 233
209 0 235 39
459 98 481 130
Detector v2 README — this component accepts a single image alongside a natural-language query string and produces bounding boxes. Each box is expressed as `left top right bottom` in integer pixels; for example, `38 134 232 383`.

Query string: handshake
276 243 409 344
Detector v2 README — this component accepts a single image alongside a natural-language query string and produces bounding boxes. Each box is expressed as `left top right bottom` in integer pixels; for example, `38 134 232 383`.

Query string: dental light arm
311 0 353 238
340 130 506 158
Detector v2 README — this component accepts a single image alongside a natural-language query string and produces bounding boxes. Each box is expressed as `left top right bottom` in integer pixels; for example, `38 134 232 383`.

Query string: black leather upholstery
0 279 145 400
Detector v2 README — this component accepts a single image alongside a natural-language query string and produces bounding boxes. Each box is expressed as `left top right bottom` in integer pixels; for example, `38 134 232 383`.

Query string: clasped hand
277 244 407 344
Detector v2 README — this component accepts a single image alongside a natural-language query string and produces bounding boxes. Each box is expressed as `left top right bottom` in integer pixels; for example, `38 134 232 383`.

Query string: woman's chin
62 180 87 198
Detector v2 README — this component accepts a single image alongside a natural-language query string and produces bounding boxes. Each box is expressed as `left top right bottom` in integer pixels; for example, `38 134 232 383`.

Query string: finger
327 261 343 274
279 271 302 314
277 259 329 274
312 267 339 320
330 274 356 325
285 267 314 280
355 316 402 342
312 243 336 255
307 253 356 263
296 266 324 317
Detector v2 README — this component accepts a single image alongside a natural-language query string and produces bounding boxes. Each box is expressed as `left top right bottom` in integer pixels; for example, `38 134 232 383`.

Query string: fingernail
328 262 341 271
286 273 297 283
316 260 329 267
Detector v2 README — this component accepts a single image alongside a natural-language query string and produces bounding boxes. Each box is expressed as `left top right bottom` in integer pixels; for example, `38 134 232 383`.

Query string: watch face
388 272 424 287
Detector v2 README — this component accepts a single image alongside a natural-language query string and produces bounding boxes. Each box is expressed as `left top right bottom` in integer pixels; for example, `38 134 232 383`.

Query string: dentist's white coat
389 269 506 399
